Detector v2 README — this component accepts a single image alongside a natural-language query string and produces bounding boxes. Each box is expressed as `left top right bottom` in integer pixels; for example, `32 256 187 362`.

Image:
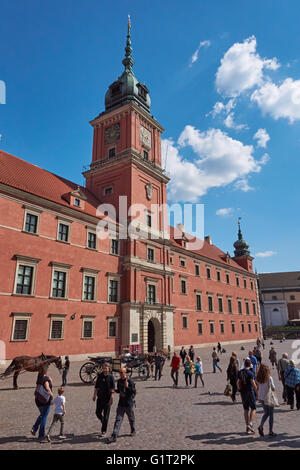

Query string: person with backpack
284 360 300 410
107 367 136 443
237 358 258 434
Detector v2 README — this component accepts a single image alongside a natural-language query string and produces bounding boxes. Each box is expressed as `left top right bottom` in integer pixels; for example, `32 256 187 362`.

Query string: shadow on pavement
185 431 281 446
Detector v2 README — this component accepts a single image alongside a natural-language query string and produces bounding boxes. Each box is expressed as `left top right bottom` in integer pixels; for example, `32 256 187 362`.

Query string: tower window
104 187 113 195
143 150 149 161
108 147 116 158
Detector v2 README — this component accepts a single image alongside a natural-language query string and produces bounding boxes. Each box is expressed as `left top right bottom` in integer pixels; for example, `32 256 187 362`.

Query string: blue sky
0 0 299 274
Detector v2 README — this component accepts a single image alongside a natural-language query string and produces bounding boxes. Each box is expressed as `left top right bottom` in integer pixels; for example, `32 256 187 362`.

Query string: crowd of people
29 338 300 443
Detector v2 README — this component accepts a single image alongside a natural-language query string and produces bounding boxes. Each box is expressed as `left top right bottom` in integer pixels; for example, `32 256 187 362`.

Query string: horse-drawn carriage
79 353 150 384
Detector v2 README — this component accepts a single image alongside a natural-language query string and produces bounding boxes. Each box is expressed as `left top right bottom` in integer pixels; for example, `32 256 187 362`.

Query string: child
47 387 66 441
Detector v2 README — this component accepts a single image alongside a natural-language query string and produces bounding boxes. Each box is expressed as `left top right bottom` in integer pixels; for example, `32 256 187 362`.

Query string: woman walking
194 357 204 388
226 353 239 402
183 356 194 387
31 365 53 442
256 363 277 437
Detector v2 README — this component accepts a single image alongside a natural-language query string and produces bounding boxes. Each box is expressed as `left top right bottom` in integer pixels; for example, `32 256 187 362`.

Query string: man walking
179 347 187 366
61 356 70 387
93 363 115 436
277 353 289 402
154 352 164 381
170 351 180 388
212 347 222 373
107 368 136 443
248 351 258 375
238 358 258 434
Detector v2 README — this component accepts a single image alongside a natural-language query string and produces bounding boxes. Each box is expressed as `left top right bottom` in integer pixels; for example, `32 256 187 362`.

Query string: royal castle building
0 25 262 360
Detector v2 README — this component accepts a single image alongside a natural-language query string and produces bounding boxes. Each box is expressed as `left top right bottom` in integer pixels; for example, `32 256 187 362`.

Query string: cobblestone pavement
0 339 299 451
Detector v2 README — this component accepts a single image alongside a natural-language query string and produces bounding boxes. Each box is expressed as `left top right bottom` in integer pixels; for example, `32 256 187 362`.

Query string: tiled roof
0 150 101 217
168 226 250 272
259 272 300 289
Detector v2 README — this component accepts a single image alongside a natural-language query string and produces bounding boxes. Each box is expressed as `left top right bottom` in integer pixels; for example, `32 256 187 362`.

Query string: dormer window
74 198 80 207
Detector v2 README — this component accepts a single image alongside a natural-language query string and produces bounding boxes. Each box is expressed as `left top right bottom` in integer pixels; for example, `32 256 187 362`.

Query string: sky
0 0 299 274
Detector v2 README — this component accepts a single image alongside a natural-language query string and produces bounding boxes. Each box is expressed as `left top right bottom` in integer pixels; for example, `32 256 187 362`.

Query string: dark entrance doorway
148 320 155 352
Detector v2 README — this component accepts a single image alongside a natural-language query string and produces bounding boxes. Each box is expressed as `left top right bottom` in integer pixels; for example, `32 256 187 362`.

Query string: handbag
264 380 279 407
34 384 51 404
224 381 232 396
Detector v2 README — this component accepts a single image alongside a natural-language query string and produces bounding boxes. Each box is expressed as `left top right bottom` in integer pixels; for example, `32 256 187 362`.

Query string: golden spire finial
128 14 131 31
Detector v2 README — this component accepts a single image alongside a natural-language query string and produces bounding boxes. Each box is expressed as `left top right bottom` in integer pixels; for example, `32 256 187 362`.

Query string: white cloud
163 125 269 202
216 208 234 216
189 40 211 67
209 99 236 118
224 112 248 130
251 78 300 123
234 178 254 192
255 250 277 258
216 36 280 98
253 128 270 148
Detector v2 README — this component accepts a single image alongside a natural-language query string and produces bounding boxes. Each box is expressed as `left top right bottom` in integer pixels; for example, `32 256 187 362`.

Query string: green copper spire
122 15 134 72
233 218 251 257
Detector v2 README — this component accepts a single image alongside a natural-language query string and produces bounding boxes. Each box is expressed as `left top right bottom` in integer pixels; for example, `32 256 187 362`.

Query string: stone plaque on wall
131 333 138 343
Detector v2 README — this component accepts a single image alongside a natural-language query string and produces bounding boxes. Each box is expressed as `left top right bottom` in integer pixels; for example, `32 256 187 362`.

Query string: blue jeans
260 401 274 433
213 359 221 373
32 404 51 438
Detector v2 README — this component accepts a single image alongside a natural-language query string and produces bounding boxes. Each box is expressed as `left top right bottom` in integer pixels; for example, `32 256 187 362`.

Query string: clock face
140 126 152 148
105 123 120 144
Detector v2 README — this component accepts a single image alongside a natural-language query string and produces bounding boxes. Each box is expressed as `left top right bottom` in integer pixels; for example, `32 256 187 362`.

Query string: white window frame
110 238 120 256
182 314 188 329
23 207 41 235
195 263 200 276
82 269 99 302
107 274 121 303
11 313 31 342
86 230 97 250
196 292 202 311
209 321 214 334
57 218 72 243
220 321 225 334
81 316 95 339
49 315 66 340
108 317 118 338
50 263 71 300
13 255 40 296
180 276 187 295
147 246 155 262
197 321 203 335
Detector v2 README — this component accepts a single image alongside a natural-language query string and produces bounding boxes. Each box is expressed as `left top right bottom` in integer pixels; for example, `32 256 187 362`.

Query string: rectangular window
220 322 225 334
241 323 245 333
170 255 173 265
148 284 156 304
147 248 154 262
251 281 254 290
109 147 116 158
83 320 93 339
195 264 200 276
246 302 250 315
228 298 232 314
52 271 66 298
146 214 152 227
238 300 242 314
25 213 38 234
253 303 257 315
143 150 149 160
13 319 29 341
58 223 69 242
244 279 247 288
87 232 96 249
16 265 33 295
208 296 213 312
182 316 188 329
231 322 235 334
226 274 230 285
196 294 202 311
218 297 223 313
180 259 186 267
84 276 95 301
217 271 221 282
50 320 63 339
209 322 214 334
104 187 113 195
207 267 211 279
236 276 240 287
109 320 117 337
111 239 119 255
181 279 187 294
290 295 295 301
74 198 81 207
109 280 119 303
248 323 252 333
198 322 203 335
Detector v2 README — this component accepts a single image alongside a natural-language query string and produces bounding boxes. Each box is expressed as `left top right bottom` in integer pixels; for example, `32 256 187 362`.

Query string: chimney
205 235 212 245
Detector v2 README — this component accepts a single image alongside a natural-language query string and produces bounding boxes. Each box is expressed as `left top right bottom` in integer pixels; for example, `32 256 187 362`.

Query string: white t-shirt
53 395 66 415
258 377 275 401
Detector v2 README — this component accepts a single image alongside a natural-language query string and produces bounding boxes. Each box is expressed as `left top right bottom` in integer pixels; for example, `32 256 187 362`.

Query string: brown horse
0 353 62 389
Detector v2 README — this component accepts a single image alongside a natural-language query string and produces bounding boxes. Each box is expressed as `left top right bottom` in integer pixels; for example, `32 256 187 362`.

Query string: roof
168 226 250 273
259 272 300 289
0 150 102 217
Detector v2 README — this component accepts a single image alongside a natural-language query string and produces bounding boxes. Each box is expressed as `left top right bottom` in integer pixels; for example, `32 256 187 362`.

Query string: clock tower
83 20 169 236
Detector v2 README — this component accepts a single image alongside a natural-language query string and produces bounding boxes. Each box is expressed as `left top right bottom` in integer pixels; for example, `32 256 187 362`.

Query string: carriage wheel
79 362 99 384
